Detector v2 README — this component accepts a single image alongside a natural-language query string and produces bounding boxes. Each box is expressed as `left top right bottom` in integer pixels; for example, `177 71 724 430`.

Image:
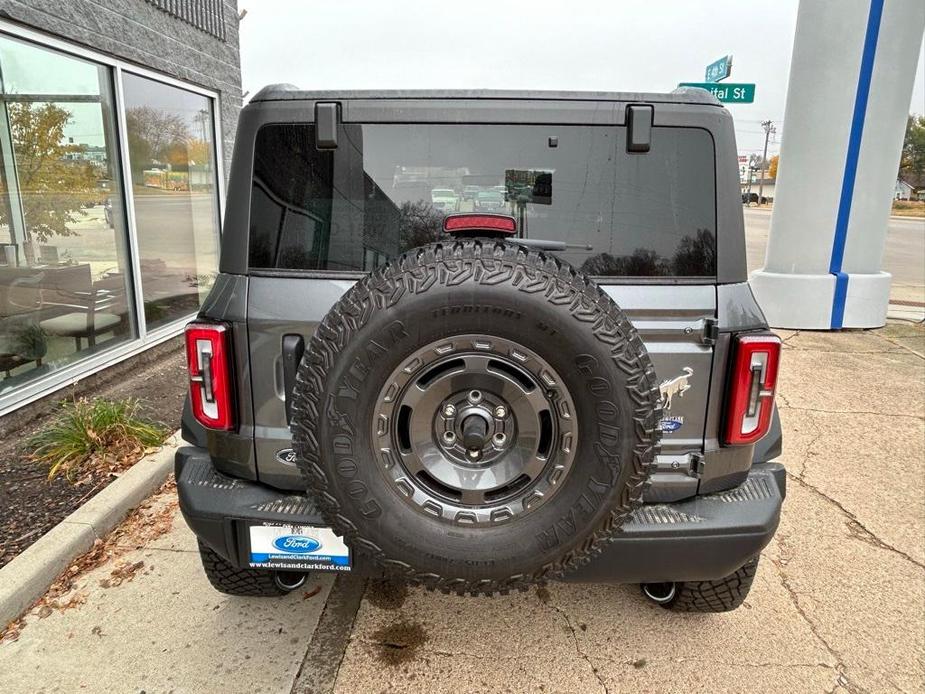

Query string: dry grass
28 398 169 482
892 200 925 217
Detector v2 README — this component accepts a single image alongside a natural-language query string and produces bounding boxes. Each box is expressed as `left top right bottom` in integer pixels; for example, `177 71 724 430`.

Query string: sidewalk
0 322 922 693
333 322 924 693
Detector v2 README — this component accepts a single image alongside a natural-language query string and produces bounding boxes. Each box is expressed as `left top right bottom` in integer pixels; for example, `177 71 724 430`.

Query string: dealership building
0 0 241 416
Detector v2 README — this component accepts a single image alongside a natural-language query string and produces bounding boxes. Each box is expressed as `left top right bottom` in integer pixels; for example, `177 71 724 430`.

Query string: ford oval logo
273 535 321 554
659 417 684 433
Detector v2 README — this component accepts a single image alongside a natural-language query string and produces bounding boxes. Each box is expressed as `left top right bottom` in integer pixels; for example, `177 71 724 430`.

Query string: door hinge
701 317 719 345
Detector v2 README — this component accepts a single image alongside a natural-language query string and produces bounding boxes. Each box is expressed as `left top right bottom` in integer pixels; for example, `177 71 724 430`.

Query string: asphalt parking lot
1 319 921 694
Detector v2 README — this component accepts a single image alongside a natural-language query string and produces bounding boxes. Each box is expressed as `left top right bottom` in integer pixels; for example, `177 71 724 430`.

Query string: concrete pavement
0 322 922 693
333 323 924 693
0 492 336 693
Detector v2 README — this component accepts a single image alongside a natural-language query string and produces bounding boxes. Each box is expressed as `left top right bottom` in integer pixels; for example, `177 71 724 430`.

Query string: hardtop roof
249 84 722 107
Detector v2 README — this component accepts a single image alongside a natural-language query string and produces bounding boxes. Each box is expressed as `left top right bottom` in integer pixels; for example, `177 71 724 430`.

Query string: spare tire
291 240 661 595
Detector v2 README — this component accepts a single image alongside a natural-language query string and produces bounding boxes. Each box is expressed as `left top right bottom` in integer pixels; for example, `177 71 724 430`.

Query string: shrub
30 398 169 482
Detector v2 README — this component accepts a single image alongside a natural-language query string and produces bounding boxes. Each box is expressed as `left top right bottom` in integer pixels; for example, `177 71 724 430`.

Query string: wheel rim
373 334 577 525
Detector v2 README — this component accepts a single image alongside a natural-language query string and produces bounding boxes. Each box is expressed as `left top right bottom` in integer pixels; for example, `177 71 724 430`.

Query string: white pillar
750 0 925 329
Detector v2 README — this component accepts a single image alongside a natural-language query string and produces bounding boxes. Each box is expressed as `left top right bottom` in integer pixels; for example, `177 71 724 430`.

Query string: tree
672 229 716 276
186 139 212 168
768 155 779 179
398 200 444 250
580 249 670 277
124 106 190 178
899 114 925 181
1 102 102 252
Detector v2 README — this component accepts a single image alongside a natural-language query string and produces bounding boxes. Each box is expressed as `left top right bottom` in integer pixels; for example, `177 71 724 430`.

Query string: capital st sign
678 82 756 104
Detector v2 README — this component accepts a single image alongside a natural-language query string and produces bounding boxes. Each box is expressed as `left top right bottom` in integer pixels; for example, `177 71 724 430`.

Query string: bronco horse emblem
659 367 694 410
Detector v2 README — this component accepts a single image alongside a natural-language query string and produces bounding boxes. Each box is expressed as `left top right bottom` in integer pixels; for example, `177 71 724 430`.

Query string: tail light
723 334 781 445
185 322 235 431
443 213 517 235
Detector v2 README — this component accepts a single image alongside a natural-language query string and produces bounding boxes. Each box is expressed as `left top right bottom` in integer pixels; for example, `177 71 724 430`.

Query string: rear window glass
249 123 716 277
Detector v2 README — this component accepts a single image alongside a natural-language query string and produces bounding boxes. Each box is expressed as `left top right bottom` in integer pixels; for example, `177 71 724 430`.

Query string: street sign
705 55 733 82
678 82 756 104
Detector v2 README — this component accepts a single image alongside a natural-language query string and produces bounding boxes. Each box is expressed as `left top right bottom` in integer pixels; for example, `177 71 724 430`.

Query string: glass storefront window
0 35 134 397
122 73 220 329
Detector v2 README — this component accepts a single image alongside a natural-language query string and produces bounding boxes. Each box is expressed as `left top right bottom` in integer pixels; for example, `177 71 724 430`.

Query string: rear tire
645 556 759 612
197 540 295 597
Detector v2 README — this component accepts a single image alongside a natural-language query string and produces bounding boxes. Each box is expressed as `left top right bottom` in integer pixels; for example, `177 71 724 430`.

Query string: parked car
430 188 459 212
742 192 769 205
176 87 784 612
475 189 505 211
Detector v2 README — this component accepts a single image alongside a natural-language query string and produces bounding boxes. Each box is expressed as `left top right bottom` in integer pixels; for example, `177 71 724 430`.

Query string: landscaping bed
0 347 187 569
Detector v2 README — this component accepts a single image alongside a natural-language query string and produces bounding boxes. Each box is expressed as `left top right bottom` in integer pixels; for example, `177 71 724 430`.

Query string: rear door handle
281 334 305 424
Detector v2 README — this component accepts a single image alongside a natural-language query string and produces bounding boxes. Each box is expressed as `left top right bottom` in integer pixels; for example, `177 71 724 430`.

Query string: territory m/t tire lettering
290 240 662 595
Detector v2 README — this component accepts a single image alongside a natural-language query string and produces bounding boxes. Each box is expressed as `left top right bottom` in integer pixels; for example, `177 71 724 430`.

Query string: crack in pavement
795 421 827 481
875 334 925 361
546 600 609 694
786 472 925 571
767 542 865 694
776 394 924 570
779 330 802 346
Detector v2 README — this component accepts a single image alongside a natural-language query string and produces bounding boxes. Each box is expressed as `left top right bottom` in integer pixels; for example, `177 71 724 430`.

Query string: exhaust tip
641 582 677 605
274 571 307 592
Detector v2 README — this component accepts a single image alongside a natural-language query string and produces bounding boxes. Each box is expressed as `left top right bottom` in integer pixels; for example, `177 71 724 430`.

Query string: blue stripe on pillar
829 0 884 329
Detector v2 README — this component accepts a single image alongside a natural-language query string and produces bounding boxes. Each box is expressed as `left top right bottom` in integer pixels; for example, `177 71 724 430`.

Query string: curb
0 430 181 628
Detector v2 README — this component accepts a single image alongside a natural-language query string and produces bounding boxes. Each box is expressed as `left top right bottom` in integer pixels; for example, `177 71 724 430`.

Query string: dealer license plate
246 522 351 572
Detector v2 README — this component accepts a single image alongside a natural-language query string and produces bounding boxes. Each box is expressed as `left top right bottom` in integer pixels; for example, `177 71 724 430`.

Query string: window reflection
122 73 220 329
248 123 717 277
0 35 133 395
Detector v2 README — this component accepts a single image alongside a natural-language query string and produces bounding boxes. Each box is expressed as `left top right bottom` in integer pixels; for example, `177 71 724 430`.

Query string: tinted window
249 123 715 277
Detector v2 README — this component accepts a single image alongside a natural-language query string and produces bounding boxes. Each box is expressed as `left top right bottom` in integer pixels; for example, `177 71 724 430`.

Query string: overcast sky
238 1 925 158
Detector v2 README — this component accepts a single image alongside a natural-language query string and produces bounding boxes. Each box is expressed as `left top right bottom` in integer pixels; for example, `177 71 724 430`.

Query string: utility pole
757 120 776 206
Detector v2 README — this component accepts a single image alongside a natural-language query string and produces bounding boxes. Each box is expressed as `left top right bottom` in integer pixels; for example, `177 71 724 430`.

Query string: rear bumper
176 446 785 583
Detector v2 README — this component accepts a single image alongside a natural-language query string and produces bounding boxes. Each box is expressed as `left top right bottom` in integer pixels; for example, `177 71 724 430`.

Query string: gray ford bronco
176 87 784 612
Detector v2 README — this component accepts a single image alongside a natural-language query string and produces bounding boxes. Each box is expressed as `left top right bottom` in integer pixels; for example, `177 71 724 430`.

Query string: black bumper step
176 447 785 584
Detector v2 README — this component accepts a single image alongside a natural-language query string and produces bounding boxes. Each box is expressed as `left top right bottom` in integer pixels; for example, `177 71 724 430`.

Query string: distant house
896 175 925 201
895 178 915 200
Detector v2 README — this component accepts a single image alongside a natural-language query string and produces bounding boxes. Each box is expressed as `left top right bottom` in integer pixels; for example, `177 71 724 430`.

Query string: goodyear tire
291 240 662 595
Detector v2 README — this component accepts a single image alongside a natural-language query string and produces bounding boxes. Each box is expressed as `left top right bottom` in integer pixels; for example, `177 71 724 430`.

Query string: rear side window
249 123 716 277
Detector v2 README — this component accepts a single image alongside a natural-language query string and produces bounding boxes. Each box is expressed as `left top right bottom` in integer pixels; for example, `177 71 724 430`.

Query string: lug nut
468 390 482 404
493 432 507 446
443 431 456 445
468 449 480 459
494 405 507 418
443 404 456 417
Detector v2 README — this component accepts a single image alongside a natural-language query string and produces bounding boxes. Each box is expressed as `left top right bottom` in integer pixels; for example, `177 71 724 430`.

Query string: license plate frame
245 522 351 572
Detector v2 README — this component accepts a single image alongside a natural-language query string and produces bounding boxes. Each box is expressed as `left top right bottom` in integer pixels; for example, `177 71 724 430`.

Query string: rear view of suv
176 88 784 611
